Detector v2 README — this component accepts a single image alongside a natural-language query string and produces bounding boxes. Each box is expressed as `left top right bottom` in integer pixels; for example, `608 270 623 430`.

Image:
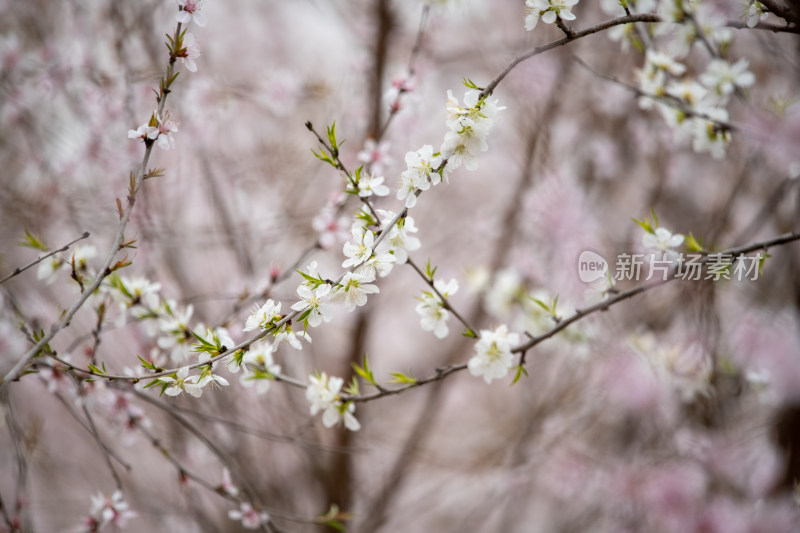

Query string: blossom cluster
415 278 459 339
595 0 758 159
127 112 179 151
306 372 361 431
441 89 504 173
468 325 520 384
79 491 136 532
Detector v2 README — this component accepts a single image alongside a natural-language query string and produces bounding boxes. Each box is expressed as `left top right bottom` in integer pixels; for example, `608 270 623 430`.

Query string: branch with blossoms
0 14 198 388
345 230 800 402
7 0 795 416
5 1 800 531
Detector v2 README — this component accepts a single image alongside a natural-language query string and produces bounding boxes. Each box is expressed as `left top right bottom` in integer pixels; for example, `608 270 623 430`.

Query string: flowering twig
306 122 381 222
349 231 800 402
406 257 476 336
1 23 188 388
480 10 798 105
0 231 90 286
572 55 737 132
79 401 127 490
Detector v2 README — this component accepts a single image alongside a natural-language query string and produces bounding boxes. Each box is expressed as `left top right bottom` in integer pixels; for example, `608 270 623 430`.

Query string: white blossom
468 325 519 384
342 228 376 268
642 226 684 252
691 105 731 159
161 367 204 398
37 257 62 283
155 113 179 150
243 299 282 332
271 323 311 352
416 278 458 339
440 90 503 172
177 32 201 72
525 0 579 31
240 343 281 394
331 271 380 312
380 213 421 264
71 245 97 272
177 0 207 27
220 468 240 497
485 268 523 318
396 145 442 208
196 355 231 389
745 2 769 28
194 325 235 354
290 283 334 327
305 373 360 431
156 302 194 363
127 122 158 142
84 490 136 530
229 503 269 530
699 59 755 103
357 172 390 197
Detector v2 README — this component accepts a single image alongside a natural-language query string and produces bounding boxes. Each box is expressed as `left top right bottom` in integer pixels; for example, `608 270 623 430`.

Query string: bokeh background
1 0 800 531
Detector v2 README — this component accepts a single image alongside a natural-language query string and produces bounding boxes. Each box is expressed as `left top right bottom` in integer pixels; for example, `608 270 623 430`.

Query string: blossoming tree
1 0 800 531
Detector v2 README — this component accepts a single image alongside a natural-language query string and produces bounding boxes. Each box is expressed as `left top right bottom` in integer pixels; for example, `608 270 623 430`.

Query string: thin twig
376 3 431 141
0 231 90 285
480 13 660 99
48 382 132 472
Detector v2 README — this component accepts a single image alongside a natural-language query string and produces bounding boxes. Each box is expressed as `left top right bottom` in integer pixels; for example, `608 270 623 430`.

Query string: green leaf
136 355 158 372
632 216 654 235
352 355 376 386
249 368 276 381
311 147 335 167
296 269 325 287
317 504 349 532
143 378 164 390
344 376 359 396
87 363 105 375
327 121 338 151
758 252 771 275
650 208 659 228
424 259 437 281
462 329 477 338
684 232 704 252
297 308 312 324
388 371 417 384
19 229 48 251
462 78 480 90
324 521 346 533
510 364 528 385
233 350 245 368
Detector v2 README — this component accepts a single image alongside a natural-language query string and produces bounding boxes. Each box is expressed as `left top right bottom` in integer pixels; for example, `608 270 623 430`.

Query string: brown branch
480 13 660 99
